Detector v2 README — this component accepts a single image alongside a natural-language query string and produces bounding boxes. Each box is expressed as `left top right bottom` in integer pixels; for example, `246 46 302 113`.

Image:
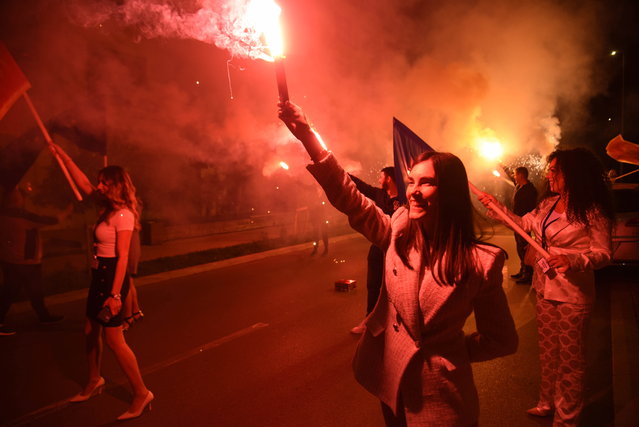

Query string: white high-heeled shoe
117 390 154 421
68 377 105 403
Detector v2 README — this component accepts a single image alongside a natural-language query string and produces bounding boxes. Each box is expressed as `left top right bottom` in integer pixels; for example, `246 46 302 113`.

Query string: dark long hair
95 166 141 230
547 148 614 225
395 151 485 285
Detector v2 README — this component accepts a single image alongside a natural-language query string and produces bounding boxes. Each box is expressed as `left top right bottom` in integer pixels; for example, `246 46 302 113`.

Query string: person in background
478 148 613 426
279 101 518 426
348 167 399 334
502 165 538 284
0 185 69 335
308 187 329 256
52 144 153 421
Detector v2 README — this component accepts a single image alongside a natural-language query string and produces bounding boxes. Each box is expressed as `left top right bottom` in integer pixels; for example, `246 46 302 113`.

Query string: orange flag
0 42 31 120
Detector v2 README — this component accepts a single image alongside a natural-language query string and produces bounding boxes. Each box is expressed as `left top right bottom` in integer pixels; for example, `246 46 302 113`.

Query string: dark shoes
516 276 532 285
0 324 17 336
123 311 144 332
1 315 63 334
526 405 553 417
40 314 64 324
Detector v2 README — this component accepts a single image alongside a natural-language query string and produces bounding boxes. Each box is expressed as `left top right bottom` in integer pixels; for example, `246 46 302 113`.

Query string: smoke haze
0 0 612 219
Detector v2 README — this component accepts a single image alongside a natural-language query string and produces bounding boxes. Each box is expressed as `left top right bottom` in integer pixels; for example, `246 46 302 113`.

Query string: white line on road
141 322 269 375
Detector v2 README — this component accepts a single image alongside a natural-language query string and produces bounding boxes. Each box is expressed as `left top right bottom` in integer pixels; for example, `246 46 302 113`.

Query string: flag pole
468 182 550 259
21 93 83 201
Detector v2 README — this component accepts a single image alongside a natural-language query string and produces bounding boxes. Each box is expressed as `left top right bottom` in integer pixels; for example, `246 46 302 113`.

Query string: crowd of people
0 100 617 425
279 101 614 427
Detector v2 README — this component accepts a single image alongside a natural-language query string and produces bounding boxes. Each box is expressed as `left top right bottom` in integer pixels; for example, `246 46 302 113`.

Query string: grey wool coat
308 154 518 426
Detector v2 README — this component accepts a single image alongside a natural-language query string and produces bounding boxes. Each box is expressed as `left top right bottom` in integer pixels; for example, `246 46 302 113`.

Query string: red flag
0 42 31 120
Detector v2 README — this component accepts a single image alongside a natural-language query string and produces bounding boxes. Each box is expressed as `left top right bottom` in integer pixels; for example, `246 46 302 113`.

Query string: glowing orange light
476 136 504 161
246 0 284 61
279 161 289 170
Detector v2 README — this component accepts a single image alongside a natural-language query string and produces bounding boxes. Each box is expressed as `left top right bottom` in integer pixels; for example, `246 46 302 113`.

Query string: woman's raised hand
48 143 72 163
278 101 313 141
278 101 328 162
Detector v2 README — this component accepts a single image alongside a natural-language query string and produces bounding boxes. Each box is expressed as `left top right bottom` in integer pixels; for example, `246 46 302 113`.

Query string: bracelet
110 293 121 300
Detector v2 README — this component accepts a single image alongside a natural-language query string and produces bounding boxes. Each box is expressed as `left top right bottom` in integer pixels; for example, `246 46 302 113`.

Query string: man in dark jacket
0 187 66 335
349 167 400 333
505 166 538 284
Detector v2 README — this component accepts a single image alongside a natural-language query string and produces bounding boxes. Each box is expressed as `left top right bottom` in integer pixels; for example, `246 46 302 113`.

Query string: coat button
393 323 399 332
392 268 397 276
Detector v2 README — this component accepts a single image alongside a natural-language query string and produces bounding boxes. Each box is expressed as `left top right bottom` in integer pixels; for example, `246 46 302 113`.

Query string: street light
610 50 626 135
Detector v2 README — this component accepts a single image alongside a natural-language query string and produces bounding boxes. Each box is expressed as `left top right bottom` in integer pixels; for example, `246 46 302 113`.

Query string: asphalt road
0 233 618 426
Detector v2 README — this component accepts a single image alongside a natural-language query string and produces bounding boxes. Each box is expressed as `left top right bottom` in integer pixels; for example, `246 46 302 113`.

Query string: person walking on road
477 148 613 426
348 168 399 334
53 144 153 421
0 186 68 335
279 101 518 427
502 165 538 284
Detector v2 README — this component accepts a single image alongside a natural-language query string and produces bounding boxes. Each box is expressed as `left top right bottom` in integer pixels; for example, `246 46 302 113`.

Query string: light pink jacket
308 154 518 426
495 195 612 304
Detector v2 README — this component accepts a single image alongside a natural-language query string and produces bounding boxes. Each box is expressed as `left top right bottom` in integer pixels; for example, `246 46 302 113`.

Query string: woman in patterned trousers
478 148 614 426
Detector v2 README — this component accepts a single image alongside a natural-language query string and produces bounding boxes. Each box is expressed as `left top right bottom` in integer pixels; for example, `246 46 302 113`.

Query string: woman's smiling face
406 159 439 220
546 159 565 194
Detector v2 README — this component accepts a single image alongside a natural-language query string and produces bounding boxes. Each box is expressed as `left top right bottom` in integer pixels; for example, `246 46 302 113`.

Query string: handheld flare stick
257 0 289 102
274 57 289 102
468 182 551 260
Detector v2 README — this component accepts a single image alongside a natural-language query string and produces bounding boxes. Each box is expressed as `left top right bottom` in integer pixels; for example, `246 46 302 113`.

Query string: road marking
5 322 269 427
141 322 269 375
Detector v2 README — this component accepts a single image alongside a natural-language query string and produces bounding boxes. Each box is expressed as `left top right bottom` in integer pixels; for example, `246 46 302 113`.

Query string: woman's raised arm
278 102 328 163
49 144 95 196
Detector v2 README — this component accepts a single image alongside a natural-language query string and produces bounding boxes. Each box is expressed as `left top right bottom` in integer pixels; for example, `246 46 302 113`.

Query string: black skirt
87 257 130 327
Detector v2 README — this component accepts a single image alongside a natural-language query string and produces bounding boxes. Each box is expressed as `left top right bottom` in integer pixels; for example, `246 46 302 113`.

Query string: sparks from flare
279 161 289 170
312 129 328 151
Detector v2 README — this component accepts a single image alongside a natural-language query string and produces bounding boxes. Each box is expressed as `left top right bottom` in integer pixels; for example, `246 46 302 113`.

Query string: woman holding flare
279 101 518 426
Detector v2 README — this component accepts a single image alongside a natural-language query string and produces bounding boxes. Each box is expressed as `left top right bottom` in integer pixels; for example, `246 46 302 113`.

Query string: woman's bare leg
80 318 103 393
104 326 149 408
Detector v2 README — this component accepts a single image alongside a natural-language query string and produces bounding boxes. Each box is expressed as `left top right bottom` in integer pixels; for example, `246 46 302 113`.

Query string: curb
13 233 362 314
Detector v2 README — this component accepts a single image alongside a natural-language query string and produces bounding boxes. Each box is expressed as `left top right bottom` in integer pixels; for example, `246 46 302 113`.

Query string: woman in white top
279 102 518 426
477 148 613 426
53 145 153 421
